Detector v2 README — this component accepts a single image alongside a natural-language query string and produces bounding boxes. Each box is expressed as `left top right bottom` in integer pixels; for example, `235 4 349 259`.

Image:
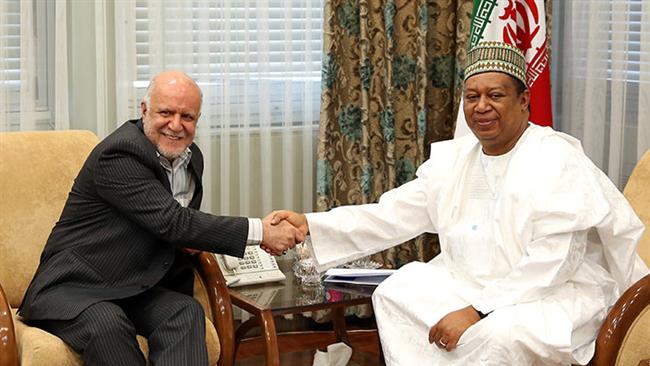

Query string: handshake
259 210 310 256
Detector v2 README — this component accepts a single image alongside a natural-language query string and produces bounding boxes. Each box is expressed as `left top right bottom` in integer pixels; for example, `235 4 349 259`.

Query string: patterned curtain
317 0 473 268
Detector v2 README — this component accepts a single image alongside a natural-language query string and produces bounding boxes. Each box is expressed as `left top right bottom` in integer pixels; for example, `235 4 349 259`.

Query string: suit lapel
188 144 203 209
134 119 173 193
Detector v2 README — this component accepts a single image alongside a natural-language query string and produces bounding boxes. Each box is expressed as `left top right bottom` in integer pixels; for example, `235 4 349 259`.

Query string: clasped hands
259 210 309 256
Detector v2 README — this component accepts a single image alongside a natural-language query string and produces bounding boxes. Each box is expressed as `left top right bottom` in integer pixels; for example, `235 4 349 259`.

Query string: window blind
1 0 53 128
1 1 21 96
607 0 645 82
134 0 323 81
553 0 649 187
569 0 648 83
130 1 324 128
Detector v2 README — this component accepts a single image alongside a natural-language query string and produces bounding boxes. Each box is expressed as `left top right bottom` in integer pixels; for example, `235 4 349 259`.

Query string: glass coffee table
227 260 381 366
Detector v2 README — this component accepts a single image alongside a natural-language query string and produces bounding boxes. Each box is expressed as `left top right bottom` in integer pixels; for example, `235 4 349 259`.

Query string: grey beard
144 123 187 161
158 149 183 161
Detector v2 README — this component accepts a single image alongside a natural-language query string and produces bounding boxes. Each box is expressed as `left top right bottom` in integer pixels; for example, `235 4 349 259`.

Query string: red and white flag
455 0 552 137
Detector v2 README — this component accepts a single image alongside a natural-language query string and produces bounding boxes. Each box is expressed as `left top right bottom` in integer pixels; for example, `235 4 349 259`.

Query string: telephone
215 246 286 287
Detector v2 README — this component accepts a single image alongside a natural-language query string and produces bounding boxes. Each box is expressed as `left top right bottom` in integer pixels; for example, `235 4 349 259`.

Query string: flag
455 0 552 137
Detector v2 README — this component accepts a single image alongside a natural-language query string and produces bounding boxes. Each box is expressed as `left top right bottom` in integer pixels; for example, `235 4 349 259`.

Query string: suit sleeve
93 139 247 257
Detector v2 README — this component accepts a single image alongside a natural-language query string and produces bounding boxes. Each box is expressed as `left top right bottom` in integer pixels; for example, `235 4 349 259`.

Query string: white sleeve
306 177 435 272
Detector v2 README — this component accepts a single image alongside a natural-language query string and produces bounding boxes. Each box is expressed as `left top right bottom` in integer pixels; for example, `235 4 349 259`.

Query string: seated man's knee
372 272 402 304
372 262 432 304
186 299 205 322
483 322 513 350
471 312 516 350
82 302 136 339
372 282 395 314
172 297 205 328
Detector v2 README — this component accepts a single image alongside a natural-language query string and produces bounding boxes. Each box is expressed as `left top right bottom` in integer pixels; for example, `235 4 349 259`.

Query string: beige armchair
0 130 236 366
590 149 650 366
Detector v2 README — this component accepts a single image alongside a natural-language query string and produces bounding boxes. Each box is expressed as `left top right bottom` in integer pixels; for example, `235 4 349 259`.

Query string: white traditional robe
306 124 648 365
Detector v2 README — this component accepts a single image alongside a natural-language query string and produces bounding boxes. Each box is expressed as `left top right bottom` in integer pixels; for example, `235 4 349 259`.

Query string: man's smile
475 118 497 128
161 131 184 140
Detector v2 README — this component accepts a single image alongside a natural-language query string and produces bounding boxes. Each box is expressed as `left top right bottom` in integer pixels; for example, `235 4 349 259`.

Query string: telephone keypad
217 246 286 287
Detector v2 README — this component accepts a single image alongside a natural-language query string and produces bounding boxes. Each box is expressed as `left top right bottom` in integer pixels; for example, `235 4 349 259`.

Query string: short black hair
509 75 528 96
507 74 530 111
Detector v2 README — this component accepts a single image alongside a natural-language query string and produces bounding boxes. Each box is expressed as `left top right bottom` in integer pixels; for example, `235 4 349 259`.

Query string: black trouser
34 286 208 366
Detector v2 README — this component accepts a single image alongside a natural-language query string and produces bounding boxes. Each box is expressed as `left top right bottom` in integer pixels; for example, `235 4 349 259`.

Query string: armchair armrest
194 252 236 366
0 282 19 366
591 274 650 366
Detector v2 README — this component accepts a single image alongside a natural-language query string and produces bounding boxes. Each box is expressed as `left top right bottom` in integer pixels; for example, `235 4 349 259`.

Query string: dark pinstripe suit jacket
19 119 248 320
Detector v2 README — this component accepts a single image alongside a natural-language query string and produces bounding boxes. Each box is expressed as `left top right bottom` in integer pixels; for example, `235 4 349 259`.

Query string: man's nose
167 114 183 131
475 95 491 113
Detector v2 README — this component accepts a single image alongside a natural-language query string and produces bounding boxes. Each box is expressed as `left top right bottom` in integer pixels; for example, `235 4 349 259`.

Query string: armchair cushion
623 149 650 265
0 131 100 308
12 308 80 366
11 309 220 366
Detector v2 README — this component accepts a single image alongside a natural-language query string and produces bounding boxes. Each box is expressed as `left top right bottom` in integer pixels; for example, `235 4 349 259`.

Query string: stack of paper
323 268 396 286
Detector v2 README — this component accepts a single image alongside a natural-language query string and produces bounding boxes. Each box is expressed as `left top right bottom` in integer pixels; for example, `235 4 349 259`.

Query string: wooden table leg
234 317 260 359
331 307 349 344
258 309 280 366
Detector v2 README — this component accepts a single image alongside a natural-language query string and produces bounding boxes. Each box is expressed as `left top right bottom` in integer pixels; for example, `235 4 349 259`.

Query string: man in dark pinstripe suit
19 71 302 365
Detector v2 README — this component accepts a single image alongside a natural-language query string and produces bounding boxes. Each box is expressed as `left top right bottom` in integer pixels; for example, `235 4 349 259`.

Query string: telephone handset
215 246 286 287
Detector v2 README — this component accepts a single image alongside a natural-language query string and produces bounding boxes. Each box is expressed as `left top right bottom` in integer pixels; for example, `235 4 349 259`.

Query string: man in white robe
269 41 648 365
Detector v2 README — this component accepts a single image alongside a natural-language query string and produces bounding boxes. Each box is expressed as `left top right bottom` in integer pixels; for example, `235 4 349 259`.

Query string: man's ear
140 101 148 118
520 89 531 111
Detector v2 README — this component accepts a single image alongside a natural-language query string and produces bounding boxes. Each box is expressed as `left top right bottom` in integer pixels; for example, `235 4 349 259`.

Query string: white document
323 268 396 286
